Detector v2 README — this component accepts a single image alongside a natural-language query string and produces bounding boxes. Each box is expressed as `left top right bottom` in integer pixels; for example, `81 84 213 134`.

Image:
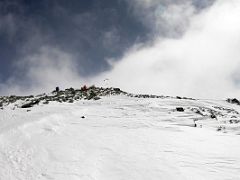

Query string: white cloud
1 0 240 99
93 0 240 99
126 0 196 37
0 47 87 95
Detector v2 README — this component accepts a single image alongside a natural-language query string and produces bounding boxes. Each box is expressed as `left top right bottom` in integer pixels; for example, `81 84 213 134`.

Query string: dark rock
89 85 96 89
195 109 203 116
176 107 184 112
68 99 74 103
43 101 49 104
217 126 225 131
113 88 121 92
87 90 97 100
69 87 75 92
217 127 222 131
227 98 240 105
81 116 85 119
210 114 217 119
93 97 101 100
21 99 40 108
229 119 240 124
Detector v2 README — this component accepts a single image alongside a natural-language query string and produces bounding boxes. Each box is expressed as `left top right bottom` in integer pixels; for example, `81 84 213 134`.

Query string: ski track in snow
0 96 240 180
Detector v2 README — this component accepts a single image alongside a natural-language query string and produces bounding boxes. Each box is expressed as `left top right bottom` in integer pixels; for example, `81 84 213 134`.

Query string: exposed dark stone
176 107 184 112
210 114 217 119
68 87 75 92
217 127 222 131
43 101 49 104
87 90 97 100
81 116 85 119
229 119 240 124
195 109 203 116
93 97 101 100
56 87 60 92
21 100 40 108
68 99 74 103
113 88 121 92
227 98 240 105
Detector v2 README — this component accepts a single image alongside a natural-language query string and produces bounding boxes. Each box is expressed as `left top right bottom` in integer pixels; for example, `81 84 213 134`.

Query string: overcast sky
1 0 240 98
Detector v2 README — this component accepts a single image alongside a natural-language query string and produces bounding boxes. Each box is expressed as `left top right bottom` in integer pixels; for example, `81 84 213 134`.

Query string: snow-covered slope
0 90 240 180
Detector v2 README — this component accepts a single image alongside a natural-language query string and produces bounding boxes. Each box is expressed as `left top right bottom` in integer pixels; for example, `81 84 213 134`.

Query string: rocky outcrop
227 98 240 105
176 107 185 112
21 99 40 108
0 86 127 109
0 86 195 109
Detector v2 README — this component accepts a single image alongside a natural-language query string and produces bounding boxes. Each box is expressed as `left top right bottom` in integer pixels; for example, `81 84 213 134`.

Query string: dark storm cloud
125 0 216 38
0 0 148 82
0 0 217 95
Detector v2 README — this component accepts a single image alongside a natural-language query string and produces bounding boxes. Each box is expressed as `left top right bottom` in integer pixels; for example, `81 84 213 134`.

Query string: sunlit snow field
0 95 240 180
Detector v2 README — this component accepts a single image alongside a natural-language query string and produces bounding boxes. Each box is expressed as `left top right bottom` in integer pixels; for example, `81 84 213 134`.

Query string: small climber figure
55 87 60 92
81 85 87 91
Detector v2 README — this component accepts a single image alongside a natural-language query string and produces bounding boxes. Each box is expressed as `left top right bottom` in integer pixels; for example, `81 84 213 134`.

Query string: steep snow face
0 95 240 180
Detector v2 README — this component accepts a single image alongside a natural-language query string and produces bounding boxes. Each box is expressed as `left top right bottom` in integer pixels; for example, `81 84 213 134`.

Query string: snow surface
0 95 240 180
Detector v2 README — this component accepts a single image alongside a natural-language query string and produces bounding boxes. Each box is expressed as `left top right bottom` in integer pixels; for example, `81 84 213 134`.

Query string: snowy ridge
0 87 240 179
0 86 194 110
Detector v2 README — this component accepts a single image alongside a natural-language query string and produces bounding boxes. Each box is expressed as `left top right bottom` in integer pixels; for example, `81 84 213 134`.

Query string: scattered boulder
195 109 203 116
21 100 40 108
217 127 222 131
227 98 240 105
93 96 101 100
68 99 74 103
210 114 217 119
43 100 49 104
113 88 121 92
229 119 240 124
217 126 225 131
176 107 184 112
86 90 97 100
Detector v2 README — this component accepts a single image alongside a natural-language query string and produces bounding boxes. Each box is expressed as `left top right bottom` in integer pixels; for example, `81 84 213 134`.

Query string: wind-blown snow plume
94 0 240 98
